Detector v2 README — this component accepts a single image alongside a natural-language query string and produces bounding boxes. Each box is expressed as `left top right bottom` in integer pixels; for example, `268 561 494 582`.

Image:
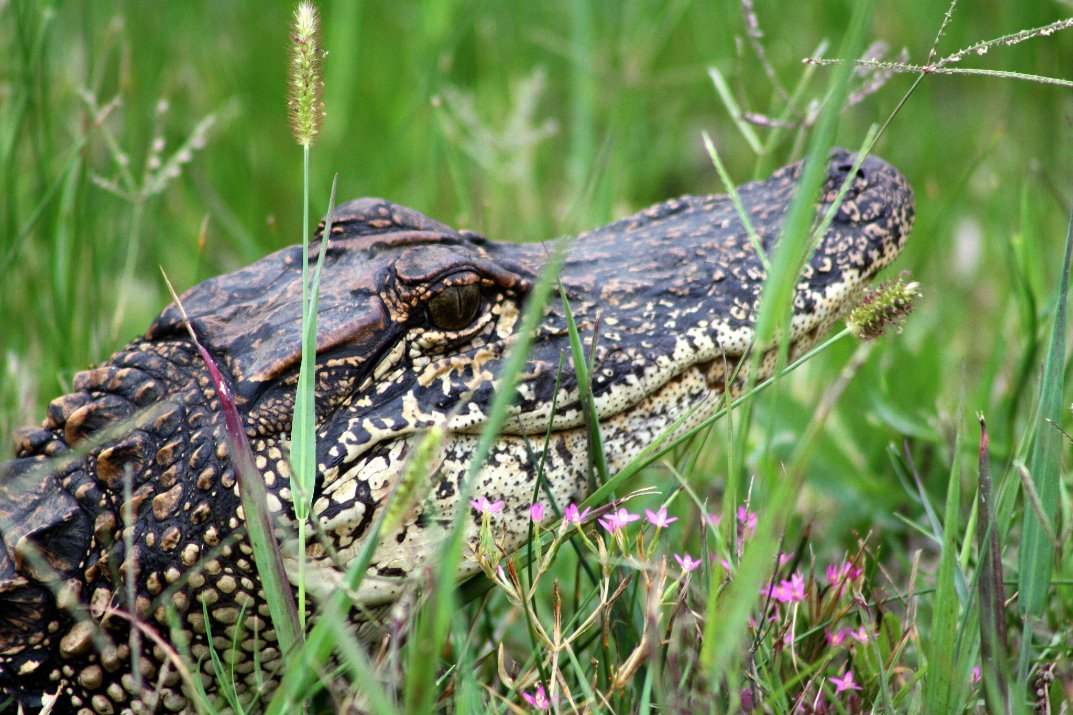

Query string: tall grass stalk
287 0 326 634
558 285 609 490
977 417 1013 712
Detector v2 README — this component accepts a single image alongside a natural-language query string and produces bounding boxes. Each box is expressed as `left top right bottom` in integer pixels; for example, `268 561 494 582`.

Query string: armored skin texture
0 148 913 713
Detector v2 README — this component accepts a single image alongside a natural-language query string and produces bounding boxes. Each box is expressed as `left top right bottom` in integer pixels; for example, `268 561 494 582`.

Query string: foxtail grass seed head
289 2 325 147
846 272 920 341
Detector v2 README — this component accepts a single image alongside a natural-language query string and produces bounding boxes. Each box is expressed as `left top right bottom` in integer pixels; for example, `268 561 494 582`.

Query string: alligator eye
427 283 481 331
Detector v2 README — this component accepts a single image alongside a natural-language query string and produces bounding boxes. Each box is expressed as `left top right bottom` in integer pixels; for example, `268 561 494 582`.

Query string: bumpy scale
0 149 913 713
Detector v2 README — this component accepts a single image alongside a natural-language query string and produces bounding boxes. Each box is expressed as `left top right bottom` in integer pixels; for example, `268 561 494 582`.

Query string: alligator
0 148 913 713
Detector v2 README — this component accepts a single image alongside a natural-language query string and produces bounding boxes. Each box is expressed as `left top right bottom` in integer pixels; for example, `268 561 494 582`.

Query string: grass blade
924 418 963 713
557 285 609 488
702 0 874 687
1017 194 1071 615
708 66 763 154
977 416 1011 711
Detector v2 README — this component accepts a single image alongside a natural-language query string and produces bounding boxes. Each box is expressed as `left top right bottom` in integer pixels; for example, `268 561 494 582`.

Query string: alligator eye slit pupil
427 283 481 330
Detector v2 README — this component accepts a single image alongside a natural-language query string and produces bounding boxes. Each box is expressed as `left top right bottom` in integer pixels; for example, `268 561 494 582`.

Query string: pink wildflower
598 515 620 533
529 503 545 522
778 550 794 567
826 561 863 586
469 497 504 514
645 506 678 528
522 684 551 710
737 506 757 536
766 572 806 603
829 670 863 693
563 503 591 525
600 507 640 533
740 687 755 711
788 572 806 599
971 666 981 685
707 512 724 528
848 626 869 643
675 553 702 572
826 629 848 647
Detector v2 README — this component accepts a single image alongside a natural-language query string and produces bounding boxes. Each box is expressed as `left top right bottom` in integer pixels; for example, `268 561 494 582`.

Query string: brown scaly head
0 148 913 711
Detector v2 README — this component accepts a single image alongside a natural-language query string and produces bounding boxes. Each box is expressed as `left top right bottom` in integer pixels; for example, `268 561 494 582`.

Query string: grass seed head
846 272 920 341
288 1 325 147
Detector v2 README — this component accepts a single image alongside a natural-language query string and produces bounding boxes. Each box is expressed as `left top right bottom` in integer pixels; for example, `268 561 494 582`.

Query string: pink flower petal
598 516 619 533
829 671 862 693
645 507 678 528
522 684 551 710
469 496 504 514
674 553 701 572
563 503 591 525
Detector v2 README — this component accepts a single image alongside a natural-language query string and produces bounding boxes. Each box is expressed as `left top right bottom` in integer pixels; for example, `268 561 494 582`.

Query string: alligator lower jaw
692 331 819 397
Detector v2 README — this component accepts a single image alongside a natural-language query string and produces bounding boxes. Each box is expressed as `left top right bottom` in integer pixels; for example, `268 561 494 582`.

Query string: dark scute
319 197 460 238
62 394 134 446
0 462 90 582
0 456 90 682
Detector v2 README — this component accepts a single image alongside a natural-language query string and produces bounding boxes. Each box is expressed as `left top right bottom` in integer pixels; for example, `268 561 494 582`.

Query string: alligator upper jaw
467 149 914 436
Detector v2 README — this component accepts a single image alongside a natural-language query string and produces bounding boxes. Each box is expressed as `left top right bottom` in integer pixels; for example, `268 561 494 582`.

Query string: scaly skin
0 149 913 713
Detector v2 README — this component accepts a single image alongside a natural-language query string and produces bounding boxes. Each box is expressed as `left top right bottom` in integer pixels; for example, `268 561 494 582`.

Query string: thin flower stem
925 0 960 67
806 58 1073 88
935 17 1073 68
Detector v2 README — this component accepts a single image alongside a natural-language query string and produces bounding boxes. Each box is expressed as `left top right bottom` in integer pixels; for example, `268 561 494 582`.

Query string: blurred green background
2 0 1071 550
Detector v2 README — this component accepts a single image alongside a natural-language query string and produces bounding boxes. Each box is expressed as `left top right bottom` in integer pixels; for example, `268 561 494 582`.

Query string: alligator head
0 148 913 710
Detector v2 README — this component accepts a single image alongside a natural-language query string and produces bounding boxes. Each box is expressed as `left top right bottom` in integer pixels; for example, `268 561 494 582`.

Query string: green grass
3 0 1073 712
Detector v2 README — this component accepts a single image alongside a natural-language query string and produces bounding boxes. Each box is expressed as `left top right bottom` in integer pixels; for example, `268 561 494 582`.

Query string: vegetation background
1 0 1072 711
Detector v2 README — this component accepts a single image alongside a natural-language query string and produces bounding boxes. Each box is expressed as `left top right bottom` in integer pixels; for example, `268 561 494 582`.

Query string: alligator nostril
835 162 865 180
828 161 867 194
